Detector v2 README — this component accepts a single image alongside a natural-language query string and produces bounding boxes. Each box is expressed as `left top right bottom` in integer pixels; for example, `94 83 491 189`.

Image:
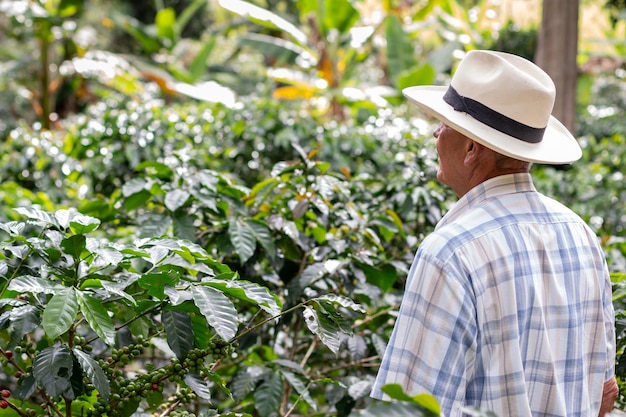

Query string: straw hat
403 50 582 164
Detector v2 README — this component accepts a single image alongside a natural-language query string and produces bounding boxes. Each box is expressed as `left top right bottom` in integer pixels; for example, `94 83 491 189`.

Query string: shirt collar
436 173 536 229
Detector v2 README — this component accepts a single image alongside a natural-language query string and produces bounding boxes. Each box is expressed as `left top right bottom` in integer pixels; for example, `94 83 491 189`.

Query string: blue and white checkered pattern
371 174 615 417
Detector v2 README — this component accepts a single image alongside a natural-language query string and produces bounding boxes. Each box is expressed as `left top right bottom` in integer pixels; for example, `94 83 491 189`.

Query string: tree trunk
535 0 579 134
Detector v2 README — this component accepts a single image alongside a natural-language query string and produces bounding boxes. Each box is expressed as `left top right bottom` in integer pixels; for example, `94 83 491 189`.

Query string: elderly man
371 50 618 417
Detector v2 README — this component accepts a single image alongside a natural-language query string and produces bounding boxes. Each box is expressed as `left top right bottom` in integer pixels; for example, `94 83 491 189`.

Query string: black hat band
443 86 545 144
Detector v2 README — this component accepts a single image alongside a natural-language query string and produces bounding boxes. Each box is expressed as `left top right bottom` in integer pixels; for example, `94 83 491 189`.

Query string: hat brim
403 86 582 164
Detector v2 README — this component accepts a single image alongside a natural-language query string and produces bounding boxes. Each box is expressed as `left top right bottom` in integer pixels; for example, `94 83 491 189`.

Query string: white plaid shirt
371 173 615 417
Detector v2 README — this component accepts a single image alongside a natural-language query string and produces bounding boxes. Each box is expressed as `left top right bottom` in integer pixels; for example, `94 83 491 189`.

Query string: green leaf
281 370 316 410
122 177 148 197
231 366 266 401
73 348 111 400
124 189 152 211
14 207 59 227
172 213 196 241
138 213 171 238
397 64 436 91
246 219 276 259
61 234 87 259
145 389 164 408
138 272 180 300
191 286 238 341
317 294 365 314
4 275 55 294
184 373 211 400
202 278 282 317
43 288 79 340
254 371 282 417
165 189 190 212
190 37 217 81
384 14 418 88
380 383 414 402
228 219 256 263
33 345 73 398
218 0 308 46
136 161 174 180
155 8 176 41
359 262 398 293
8 305 40 341
322 0 359 34
377 384 441 416
76 291 116 346
162 309 195 360
302 306 341 354
13 373 37 401
69 214 100 234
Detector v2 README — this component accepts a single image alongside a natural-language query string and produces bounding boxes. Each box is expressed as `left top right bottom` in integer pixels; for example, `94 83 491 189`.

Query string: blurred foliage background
1 0 626 416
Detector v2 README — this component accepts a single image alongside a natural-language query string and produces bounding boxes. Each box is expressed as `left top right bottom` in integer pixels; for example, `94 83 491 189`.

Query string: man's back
371 174 615 417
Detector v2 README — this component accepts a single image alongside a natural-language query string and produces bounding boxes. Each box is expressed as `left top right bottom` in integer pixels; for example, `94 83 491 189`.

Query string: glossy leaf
165 189 190 212
61 234 87 259
302 306 341 354
202 278 282 317
218 0 308 46
228 218 257 263
138 272 180 300
73 348 111 400
33 345 73 398
191 285 238 341
42 288 79 340
76 291 116 346
231 366 266 401
184 373 211 400
14 207 59 227
162 309 195 360
13 373 37 401
7 305 40 339
8 275 64 294
246 219 276 259
253 371 282 417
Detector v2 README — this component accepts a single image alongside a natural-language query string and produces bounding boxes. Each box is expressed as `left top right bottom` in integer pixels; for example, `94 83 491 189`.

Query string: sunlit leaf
218 0 308 46
165 189 190 212
184 373 211 400
155 8 176 41
14 207 59 227
302 306 341 354
76 291 116 346
202 278 282 317
43 288 79 340
8 275 64 294
191 286 238 341
8 305 40 339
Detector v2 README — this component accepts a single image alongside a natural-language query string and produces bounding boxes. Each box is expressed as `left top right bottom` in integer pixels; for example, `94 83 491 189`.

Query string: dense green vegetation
0 1 625 416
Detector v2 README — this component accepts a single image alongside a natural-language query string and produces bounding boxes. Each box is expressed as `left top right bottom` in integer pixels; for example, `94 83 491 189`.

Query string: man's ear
464 140 483 166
